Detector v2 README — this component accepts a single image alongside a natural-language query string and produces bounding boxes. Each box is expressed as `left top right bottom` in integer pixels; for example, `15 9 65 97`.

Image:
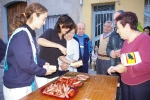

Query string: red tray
41 83 79 100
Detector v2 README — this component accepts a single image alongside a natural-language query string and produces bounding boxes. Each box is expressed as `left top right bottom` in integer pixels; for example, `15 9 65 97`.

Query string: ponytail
9 2 48 35
9 13 27 35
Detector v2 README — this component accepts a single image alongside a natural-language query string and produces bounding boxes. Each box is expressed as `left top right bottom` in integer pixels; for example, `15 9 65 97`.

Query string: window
43 15 61 32
144 0 150 27
145 0 150 12
92 5 114 47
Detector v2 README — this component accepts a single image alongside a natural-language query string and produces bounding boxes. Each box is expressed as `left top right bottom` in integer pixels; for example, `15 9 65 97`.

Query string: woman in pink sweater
108 12 150 100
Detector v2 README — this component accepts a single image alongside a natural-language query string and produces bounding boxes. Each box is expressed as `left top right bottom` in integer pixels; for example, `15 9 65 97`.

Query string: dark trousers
121 80 150 100
96 58 111 75
77 62 88 73
116 87 121 100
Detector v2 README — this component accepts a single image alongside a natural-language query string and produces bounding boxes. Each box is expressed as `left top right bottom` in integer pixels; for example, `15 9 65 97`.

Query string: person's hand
43 62 57 75
114 49 121 57
60 63 68 71
110 50 117 58
44 66 54 76
44 62 50 66
58 44 67 55
107 64 127 74
107 66 117 74
71 60 83 68
115 64 127 73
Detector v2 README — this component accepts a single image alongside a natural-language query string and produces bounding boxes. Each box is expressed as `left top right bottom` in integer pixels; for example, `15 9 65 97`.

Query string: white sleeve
58 58 63 70
72 40 79 61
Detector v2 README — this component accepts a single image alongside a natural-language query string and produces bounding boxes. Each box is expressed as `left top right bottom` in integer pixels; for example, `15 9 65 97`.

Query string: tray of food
64 73 90 81
41 83 78 99
54 76 84 88
76 74 89 81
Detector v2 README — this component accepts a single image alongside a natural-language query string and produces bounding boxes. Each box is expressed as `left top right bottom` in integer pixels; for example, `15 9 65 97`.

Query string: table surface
20 72 118 100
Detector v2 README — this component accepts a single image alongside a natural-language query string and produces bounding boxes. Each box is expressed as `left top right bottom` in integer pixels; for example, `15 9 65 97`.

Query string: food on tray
72 80 83 87
42 83 78 98
54 76 84 88
65 72 77 76
76 74 89 81
68 88 76 97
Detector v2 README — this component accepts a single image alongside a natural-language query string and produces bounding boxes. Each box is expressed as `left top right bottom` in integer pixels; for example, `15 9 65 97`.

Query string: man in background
106 10 124 68
106 10 124 100
96 21 113 75
74 22 92 73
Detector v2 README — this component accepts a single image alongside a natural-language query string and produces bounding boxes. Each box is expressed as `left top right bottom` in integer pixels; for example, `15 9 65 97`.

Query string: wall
27 0 82 39
0 0 145 41
0 0 26 42
0 0 82 42
82 0 144 39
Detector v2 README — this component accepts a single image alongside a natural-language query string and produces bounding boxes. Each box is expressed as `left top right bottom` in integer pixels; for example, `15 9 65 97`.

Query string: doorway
7 2 27 38
92 5 114 47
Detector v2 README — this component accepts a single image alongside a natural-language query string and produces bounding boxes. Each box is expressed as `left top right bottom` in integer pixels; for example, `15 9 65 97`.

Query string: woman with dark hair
144 26 150 35
58 24 80 72
3 3 54 100
36 15 80 88
108 12 150 100
91 46 98 70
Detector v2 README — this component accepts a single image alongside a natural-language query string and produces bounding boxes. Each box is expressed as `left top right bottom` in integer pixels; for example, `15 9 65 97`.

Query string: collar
54 31 65 40
103 31 112 38
24 24 36 37
74 33 88 39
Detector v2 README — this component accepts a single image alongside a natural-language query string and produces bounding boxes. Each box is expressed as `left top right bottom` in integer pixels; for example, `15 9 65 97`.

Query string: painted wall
0 0 82 42
0 0 145 41
28 0 82 39
82 0 145 39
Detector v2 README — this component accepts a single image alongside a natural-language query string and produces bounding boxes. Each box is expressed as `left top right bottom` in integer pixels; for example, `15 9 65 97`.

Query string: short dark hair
54 14 74 33
144 26 150 35
66 22 78 34
117 10 124 14
144 26 150 31
115 12 138 30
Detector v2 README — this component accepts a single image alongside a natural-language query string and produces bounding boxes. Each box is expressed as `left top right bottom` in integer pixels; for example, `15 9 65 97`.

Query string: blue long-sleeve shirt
3 25 46 88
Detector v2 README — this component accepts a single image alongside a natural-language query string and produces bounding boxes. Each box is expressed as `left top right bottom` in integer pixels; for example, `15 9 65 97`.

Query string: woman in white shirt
91 46 98 70
58 27 79 74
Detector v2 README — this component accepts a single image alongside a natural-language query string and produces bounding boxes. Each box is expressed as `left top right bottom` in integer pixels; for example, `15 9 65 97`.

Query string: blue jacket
74 33 92 63
3 25 46 88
